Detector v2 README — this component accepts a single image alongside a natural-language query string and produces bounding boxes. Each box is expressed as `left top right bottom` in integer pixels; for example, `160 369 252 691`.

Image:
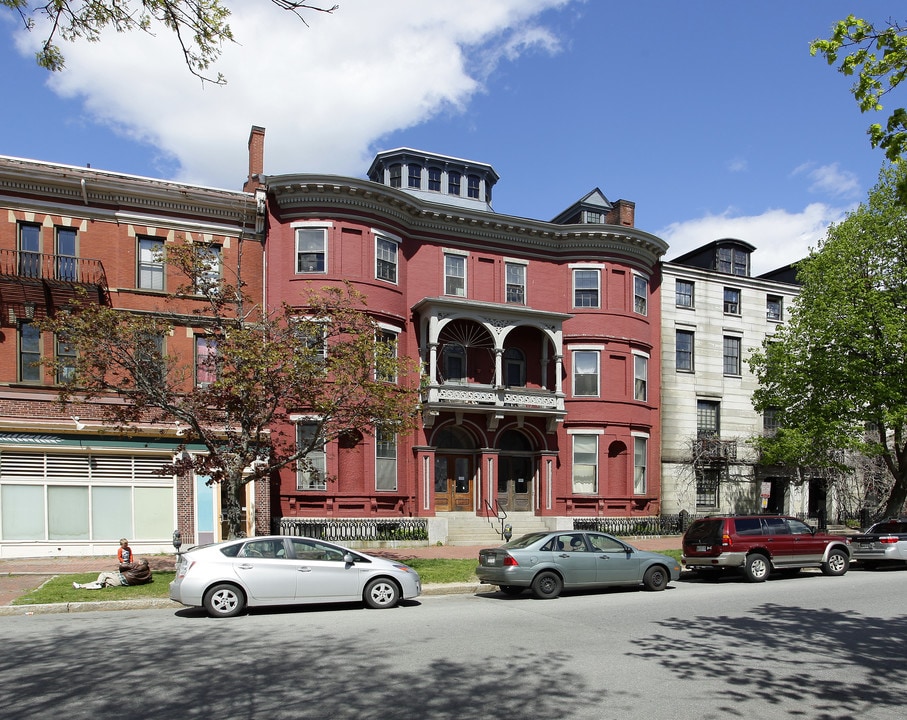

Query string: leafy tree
811 16 907 177
2 0 338 84
750 163 907 518
39 241 420 538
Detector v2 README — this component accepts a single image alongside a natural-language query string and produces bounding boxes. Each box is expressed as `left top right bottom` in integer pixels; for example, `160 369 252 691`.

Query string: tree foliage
39 241 420 538
811 16 907 174
1 0 338 84
750 163 907 517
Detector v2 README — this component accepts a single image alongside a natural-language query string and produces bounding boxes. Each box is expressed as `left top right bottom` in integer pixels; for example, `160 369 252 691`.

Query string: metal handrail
483 498 509 539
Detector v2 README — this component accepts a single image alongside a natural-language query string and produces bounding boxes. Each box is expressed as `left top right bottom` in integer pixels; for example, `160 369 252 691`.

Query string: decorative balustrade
424 383 563 412
0 248 108 287
277 517 428 542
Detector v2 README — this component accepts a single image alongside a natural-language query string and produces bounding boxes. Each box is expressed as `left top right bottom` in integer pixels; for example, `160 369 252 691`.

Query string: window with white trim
56 333 76 384
297 422 326 490
676 330 694 372
296 228 327 274
376 236 398 283
572 350 599 396
572 434 598 493
573 269 600 308
375 427 397 491
195 244 221 293
138 236 164 290
505 262 526 304
55 227 77 281
19 222 41 278
723 335 741 376
376 329 398 383
766 295 783 321
633 275 648 315
723 287 740 315
444 253 466 297
195 335 217 386
19 323 41 383
634 354 648 402
675 279 694 308
634 436 647 494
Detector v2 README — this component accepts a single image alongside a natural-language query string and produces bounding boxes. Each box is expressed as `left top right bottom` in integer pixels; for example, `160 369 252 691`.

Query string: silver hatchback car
169 535 421 617
477 531 681 599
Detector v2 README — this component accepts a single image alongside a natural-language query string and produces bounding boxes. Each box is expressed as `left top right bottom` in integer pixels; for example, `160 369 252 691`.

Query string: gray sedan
476 531 681 599
169 535 421 617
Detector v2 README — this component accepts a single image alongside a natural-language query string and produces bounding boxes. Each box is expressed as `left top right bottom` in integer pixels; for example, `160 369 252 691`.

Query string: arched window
442 343 466 383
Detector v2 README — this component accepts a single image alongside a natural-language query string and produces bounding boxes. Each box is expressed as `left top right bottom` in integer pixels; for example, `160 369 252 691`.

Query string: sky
1 1 903 274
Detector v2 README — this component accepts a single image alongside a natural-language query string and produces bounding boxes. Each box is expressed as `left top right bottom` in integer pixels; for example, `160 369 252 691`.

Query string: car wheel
203 583 245 618
499 585 524 596
364 577 400 608
821 549 850 576
643 565 669 591
742 553 770 582
531 570 563 599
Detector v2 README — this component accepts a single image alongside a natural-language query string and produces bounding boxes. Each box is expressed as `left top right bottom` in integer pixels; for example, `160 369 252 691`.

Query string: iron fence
276 517 428 542
573 514 687 536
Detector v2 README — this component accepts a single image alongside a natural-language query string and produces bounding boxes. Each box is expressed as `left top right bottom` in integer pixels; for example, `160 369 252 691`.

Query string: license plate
696 545 709 552
485 556 497 566
860 542 871 548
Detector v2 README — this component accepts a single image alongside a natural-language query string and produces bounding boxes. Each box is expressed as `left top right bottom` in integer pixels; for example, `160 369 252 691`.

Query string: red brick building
255 130 668 542
0 156 263 557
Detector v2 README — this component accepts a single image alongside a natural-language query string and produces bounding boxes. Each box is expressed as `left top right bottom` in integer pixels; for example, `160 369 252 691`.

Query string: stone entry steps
442 511 551 546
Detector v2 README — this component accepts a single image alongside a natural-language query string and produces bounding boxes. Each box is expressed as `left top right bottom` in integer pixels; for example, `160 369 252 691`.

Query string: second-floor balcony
422 382 566 432
693 437 738 463
0 249 110 323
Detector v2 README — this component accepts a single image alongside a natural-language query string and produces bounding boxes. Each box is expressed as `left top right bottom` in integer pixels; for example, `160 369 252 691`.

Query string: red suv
682 515 851 582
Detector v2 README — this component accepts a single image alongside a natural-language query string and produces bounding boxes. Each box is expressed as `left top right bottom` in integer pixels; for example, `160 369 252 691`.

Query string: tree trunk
223 475 246 539
882 469 907 518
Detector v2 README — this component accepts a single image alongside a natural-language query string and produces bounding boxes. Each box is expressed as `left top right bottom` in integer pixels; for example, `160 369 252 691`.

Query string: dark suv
682 515 852 582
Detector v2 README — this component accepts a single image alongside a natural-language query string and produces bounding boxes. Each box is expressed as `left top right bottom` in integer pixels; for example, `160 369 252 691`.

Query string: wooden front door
434 454 473 511
497 455 532 511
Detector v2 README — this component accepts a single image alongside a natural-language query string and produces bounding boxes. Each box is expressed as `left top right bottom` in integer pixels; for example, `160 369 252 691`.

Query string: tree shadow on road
629 602 907 718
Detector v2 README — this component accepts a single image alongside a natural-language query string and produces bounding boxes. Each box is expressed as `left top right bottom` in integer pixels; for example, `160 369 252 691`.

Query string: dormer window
467 174 480 199
585 211 602 223
408 164 422 189
448 171 461 196
428 167 441 191
717 246 749 276
389 164 402 188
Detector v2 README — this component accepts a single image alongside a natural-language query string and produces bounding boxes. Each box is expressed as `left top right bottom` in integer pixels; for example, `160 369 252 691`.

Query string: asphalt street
1 565 905 720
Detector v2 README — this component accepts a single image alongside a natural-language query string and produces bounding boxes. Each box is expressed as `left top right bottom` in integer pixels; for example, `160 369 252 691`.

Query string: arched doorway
433 426 476 511
497 429 534 511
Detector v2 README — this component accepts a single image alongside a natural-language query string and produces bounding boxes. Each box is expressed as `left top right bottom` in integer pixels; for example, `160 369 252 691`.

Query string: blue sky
1 1 902 273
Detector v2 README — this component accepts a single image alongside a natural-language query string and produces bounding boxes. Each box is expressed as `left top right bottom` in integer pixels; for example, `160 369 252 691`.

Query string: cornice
268 175 668 268
0 156 257 232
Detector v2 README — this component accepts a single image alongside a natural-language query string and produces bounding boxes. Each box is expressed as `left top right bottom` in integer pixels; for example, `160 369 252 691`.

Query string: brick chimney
243 126 266 192
612 199 635 227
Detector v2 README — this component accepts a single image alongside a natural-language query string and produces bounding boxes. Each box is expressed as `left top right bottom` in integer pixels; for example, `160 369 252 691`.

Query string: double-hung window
444 253 466 297
675 279 694 308
572 433 598 493
505 261 526 304
676 330 694 371
376 236 398 283
296 422 326 490
723 335 742 376
633 436 648 494
19 323 41 382
572 350 599 397
633 353 648 402
573 268 600 308
428 167 441 191
55 334 76 384
195 245 221 293
408 164 422 189
448 171 461 196
717 246 749 276
18 223 41 278
138 237 165 291
389 165 402 188
766 295 783 321
56 227 77 281
723 287 740 315
375 427 397 491
697 400 720 437
296 227 327 274
195 336 217 386
375 329 398 383
633 275 648 315
467 175 480 199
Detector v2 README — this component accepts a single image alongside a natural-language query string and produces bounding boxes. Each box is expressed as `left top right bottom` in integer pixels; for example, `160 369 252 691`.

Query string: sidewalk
0 536 681 611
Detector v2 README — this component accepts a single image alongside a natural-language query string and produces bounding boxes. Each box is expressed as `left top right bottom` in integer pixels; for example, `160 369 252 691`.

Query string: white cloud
792 161 861 199
658 203 853 275
727 157 747 173
15 0 574 188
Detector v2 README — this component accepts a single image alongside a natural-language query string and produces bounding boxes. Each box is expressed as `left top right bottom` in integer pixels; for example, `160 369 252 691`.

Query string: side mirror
343 552 355 564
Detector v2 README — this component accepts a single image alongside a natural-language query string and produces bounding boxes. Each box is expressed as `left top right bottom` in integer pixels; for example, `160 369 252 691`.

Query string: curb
0 583 485 616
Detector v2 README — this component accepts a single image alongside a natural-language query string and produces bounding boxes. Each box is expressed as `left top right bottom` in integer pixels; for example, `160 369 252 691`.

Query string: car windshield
870 522 907 534
503 532 549 549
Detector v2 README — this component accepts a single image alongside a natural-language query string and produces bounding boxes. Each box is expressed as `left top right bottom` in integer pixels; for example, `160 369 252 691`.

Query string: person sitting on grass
72 558 152 590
